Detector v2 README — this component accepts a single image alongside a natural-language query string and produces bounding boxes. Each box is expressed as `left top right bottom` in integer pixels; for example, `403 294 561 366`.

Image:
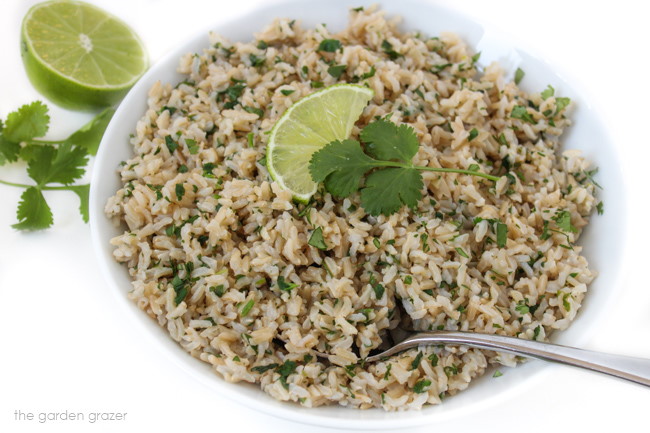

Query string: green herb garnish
541 85 555 100
496 222 508 248
309 119 500 216
514 67 525 85
410 352 424 370
240 299 255 316
412 379 432 393
276 360 297 389
308 226 328 250
318 39 342 52
175 183 185 201
210 285 226 297
277 276 298 292
252 363 278 373
511 105 536 124
327 64 347 78
381 40 402 60
0 102 114 230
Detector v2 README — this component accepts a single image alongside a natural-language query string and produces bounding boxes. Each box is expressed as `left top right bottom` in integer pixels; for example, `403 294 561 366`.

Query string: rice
106 5 598 410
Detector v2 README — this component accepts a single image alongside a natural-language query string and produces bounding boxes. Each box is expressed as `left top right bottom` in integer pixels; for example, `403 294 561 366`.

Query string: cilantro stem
0 179 32 188
370 160 501 182
414 165 501 182
0 179 86 191
27 139 66 145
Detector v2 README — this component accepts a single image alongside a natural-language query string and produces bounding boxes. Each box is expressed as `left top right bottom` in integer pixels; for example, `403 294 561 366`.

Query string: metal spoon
335 330 650 387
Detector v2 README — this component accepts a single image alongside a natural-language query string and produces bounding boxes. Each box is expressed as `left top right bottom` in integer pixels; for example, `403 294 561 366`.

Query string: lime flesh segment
267 84 374 201
21 0 148 110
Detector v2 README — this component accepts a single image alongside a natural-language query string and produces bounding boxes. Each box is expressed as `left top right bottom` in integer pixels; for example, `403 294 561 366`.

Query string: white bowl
90 0 627 428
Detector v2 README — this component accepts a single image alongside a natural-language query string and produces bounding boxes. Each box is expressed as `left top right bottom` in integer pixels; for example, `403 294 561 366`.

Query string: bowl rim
89 0 629 428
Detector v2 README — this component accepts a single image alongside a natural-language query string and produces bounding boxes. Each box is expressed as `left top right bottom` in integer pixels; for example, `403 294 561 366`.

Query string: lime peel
20 0 148 111
266 84 374 202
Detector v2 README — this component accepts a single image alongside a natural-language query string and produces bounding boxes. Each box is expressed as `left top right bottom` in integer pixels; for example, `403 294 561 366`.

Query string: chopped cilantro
165 135 178 153
541 85 555 100
327 64 347 78
410 352 424 370
240 299 255 316
511 105 536 124
276 360 297 389
383 363 392 380
496 222 508 248
468 128 479 142
318 39 342 52
209 285 226 297
243 106 264 117
308 226 328 250
443 364 459 377
175 183 186 201
277 276 298 292
252 363 278 373
514 67 525 85
249 54 265 67
372 281 385 299
280 89 295 96
381 40 402 60
412 379 432 393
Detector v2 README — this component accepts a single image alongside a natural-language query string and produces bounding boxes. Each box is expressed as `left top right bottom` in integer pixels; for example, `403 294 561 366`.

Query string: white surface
1 0 649 432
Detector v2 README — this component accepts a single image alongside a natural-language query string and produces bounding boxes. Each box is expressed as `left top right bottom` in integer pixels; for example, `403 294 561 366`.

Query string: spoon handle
369 331 650 387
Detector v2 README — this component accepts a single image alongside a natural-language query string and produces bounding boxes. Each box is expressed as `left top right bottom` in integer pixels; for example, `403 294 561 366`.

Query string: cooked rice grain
106 6 597 410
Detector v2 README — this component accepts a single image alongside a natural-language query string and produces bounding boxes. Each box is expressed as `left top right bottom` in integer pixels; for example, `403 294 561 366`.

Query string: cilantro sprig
308 118 501 216
0 101 114 230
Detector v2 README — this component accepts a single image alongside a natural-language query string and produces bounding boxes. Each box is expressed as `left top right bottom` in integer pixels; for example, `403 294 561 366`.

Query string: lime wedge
267 84 374 201
20 0 148 111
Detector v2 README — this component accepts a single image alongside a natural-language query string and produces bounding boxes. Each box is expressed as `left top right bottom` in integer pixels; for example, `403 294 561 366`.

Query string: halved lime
21 0 148 111
267 84 374 201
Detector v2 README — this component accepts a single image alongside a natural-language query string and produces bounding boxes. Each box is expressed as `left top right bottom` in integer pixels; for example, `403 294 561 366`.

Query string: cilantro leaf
68 184 90 223
3 101 49 142
276 360 297 389
511 105 535 124
412 379 431 393
64 107 115 155
307 118 500 217
553 210 577 233
496 221 508 248
360 167 423 216
277 276 298 291
318 39 342 52
381 40 402 60
0 134 21 164
327 64 346 78
308 226 328 250
540 85 555 100
27 143 88 186
514 67 525 85
309 139 379 197
360 119 419 161
554 97 571 114
12 187 53 230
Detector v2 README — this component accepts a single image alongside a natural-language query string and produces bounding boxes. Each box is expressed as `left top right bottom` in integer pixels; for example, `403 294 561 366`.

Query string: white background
1 0 649 432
